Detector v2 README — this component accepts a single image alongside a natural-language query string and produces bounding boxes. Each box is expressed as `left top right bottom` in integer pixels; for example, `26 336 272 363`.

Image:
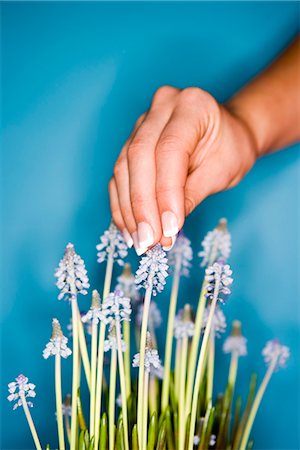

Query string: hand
109 86 258 254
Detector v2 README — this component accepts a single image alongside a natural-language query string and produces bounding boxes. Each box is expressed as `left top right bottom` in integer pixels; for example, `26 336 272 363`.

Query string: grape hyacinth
173 309 195 339
262 339 290 369
55 243 89 301
199 218 231 267
116 263 140 304
43 319 72 359
8 374 36 410
168 231 193 277
132 333 162 375
81 289 102 325
101 289 132 324
104 321 126 352
202 305 227 337
205 261 233 304
223 321 247 356
96 222 128 266
135 244 169 296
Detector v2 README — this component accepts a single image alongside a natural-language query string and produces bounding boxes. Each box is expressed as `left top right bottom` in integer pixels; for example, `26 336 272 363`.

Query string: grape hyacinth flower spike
94 222 128 449
8 375 42 450
55 243 90 450
43 319 71 450
162 232 193 411
135 244 168 449
240 340 290 450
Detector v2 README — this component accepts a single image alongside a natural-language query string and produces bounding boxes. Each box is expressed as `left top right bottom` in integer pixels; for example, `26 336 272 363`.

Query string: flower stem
109 347 117 450
174 339 182 403
206 331 215 407
187 278 220 450
70 298 80 450
142 370 150 450
89 320 98 438
76 305 91 390
94 255 114 450
149 375 158 417
137 285 152 449
20 394 42 450
116 321 130 450
55 354 65 450
179 334 188 450
161 260 181 412
123 320 131 397
185 283 206 419
239 356 277 450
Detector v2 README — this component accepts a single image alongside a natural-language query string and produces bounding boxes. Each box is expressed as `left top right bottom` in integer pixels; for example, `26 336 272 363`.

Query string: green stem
21 394 42 450
77 304 91 390
137 285 152 449
185 283 206 419
65 414 71 445
71 298 80 450
174 339 182 403
187 278 220 450
206 331 215 407
240 357 277 450
161 261 181 412
123 320 131 398
116 321 130 450
149 375 158 417
142 370 149 450
179 335 188 450
55 354 65 450
94 255 114 450
109 348 117 450
89 321 98 438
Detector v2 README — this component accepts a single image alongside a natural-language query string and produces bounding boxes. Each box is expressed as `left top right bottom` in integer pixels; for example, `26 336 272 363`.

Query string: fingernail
163 234 177 251
162 211 179 238
132 231 148 256
122 228 133 248
137 222 154 248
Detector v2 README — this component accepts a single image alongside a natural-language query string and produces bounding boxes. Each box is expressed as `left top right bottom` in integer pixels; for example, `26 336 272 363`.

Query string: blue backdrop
1 2 299 449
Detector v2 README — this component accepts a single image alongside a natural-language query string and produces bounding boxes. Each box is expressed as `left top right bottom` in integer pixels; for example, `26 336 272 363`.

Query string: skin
109 36 300 253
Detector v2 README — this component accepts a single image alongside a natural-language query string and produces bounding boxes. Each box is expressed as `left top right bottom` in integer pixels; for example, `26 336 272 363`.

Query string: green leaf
231 395 242 444
77 388 87 430
116 418 125 450
79 430 87 450
247 439 254 450
165 408 175 450
200 407 215 450
88 436 95 450
132 424 139 450
147 411 158 450
45 445 51 450
100 413 107 450
233 374 257 450
156 419 167 450
169 373 177 413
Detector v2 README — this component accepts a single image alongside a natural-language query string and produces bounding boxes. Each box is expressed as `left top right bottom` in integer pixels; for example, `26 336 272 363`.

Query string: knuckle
135 113 146 128
156 134 183 154
130 191 147 209
127 138 146 159
113 157 126 178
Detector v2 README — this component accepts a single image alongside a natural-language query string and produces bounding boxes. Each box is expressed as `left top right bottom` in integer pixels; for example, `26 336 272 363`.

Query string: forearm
227 36 300 157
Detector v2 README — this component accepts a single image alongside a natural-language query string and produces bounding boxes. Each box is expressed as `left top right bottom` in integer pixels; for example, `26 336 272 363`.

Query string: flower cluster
96 222 128 266
135 244 169 296
55 243 89 301
116 264 140 304
202 305 227 336
223 321 247 356
205 261 233 304
43 319 72 359
198 218 231 267
132 332 162 378
7 375 36 410
168 231 193 277
81 290 102 325
101 289 131 324
104 321 126 352
262 339 290 370
173 309 194 340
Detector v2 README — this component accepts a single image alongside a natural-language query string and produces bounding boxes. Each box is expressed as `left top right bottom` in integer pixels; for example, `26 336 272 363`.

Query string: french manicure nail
132 231 148 256
122 228 133 248
163 234 177 251
162 211 179 238
137 222 154 248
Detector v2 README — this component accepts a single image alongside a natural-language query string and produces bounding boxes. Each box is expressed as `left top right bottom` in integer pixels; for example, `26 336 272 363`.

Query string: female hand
109 85 257 253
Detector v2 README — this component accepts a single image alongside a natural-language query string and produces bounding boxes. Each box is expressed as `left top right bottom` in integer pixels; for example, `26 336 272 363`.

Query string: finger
155 103 201 239
127 89 178 250
108 177 133 248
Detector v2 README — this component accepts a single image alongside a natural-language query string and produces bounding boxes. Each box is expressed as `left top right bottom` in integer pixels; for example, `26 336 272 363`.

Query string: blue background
1 2 299 449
